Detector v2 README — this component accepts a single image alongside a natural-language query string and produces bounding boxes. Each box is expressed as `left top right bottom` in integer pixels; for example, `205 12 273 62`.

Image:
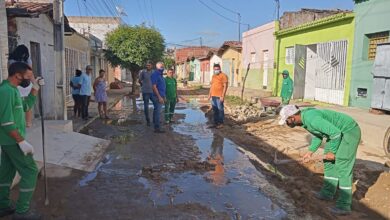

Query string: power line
100 0 118 17
136 0 147 23
76 0 83 16
149 0 155 26
198 0 250 27
86 0 105 16
198 0 238 24
211 0 238 15
143 0 151 25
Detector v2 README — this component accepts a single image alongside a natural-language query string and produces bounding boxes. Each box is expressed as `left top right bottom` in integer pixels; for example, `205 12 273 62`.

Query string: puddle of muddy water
79 154 113 187
139 100 287 219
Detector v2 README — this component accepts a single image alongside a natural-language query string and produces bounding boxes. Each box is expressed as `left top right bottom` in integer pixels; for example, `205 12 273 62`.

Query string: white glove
18 140 34 156
32 77 45 91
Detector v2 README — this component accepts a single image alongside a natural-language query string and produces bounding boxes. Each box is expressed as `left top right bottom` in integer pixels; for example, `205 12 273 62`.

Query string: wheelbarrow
260 98 282 115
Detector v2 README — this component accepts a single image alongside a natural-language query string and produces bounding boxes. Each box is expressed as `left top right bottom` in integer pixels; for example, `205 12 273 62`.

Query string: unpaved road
7 88 389 220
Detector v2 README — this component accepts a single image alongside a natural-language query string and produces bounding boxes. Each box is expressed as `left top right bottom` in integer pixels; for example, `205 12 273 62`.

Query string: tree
105 25 165 93
162 55 175 70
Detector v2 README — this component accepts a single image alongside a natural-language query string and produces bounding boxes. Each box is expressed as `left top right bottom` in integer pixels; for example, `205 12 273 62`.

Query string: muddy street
7 91 388 220
17 95 296 220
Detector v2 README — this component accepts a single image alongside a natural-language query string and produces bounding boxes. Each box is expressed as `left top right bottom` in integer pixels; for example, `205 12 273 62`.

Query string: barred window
367 32 389 60
285 47 295 65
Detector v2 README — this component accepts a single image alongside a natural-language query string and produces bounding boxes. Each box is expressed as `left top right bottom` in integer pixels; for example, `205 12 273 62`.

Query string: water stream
139 99 287 219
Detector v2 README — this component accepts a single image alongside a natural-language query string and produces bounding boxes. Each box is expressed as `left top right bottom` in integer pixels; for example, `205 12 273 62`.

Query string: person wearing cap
279 105 361 216
280 70 293 105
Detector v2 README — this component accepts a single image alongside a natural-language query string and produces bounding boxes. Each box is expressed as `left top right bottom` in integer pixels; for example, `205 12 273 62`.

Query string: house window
367 32 389 60
250 52 256 63
285 47 295 65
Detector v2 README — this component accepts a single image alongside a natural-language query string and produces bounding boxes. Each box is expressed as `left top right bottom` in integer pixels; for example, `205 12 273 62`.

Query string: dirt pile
225 104 268 124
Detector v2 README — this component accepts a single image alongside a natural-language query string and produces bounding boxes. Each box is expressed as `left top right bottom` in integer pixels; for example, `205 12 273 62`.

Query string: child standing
164 69 179 124
93 69 109 119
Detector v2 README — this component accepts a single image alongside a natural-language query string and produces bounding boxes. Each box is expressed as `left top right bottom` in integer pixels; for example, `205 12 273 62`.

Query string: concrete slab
25 120 111 172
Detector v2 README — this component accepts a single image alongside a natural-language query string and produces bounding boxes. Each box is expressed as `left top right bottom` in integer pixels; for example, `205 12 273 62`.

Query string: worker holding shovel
279 105 361 216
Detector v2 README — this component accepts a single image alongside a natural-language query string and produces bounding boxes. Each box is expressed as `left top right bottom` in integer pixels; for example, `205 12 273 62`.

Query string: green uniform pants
164 98 176 122
319 125 361 211
0 144 38 214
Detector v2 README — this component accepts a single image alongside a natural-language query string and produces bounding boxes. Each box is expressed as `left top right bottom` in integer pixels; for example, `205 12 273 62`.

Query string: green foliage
353 0 369 3
105 25 165 71
162 55 175 70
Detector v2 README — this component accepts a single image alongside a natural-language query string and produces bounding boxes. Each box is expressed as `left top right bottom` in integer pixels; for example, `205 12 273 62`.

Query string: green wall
243 68 274 90
273 14 355 106
350 0 390 108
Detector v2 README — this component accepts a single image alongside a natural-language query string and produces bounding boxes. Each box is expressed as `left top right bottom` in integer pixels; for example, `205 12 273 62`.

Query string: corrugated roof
6 1 52 17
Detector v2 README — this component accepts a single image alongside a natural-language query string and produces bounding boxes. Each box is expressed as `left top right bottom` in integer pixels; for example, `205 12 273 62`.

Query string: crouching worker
0 62 44 220
279 105 361 216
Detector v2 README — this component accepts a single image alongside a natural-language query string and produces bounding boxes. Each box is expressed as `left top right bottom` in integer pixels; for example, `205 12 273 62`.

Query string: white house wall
210 55 222 82
15 15 56 118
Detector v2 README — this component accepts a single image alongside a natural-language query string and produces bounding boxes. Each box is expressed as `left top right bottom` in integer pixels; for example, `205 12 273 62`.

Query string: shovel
274 151 325 165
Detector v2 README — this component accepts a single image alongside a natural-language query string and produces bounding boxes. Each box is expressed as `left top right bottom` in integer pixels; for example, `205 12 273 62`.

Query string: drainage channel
139 99 287 219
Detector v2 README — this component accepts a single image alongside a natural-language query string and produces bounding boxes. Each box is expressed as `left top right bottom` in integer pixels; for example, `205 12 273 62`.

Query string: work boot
313 191 333 201
328 206 351 216
0 204 15 217
12 210 42 220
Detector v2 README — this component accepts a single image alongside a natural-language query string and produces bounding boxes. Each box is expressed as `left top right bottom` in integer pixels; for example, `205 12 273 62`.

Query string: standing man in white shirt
78 65 93 121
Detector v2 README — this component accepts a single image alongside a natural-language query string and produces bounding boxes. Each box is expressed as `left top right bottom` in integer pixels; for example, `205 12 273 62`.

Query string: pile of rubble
226 104 268 123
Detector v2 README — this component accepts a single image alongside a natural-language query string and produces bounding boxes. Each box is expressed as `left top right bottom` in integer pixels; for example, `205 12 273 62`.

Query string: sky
64 0 354 48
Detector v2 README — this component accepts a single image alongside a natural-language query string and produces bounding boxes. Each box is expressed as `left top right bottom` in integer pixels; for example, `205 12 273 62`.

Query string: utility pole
238 13 241 42
53 0 67 120
275 0 280 21
0 0 8 81
200 37 203 47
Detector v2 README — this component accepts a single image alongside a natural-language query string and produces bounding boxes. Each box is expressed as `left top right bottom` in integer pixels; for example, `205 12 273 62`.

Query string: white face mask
214 70 221 75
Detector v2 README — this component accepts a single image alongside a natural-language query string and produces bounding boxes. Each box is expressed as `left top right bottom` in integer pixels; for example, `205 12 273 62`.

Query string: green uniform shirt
0 80 36 145
165 77 177 100
281 75 293 100
301 108 358 154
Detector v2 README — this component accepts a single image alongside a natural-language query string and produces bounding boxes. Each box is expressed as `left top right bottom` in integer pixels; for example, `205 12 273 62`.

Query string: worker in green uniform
164 69 179 124
279 105 361 216
0 62 43 220
280 70 293 105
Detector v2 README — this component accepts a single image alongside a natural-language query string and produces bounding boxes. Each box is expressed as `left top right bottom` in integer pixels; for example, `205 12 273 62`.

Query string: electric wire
198 0 250 27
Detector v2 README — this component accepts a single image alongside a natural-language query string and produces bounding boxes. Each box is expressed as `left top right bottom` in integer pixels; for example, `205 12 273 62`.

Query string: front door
262 50 269 89
222 59 231 84
314 40 347 105
293 45 307 99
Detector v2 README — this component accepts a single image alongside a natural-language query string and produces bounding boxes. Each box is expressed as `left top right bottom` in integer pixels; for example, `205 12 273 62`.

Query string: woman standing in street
8 45 34 127
93 69 109 119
